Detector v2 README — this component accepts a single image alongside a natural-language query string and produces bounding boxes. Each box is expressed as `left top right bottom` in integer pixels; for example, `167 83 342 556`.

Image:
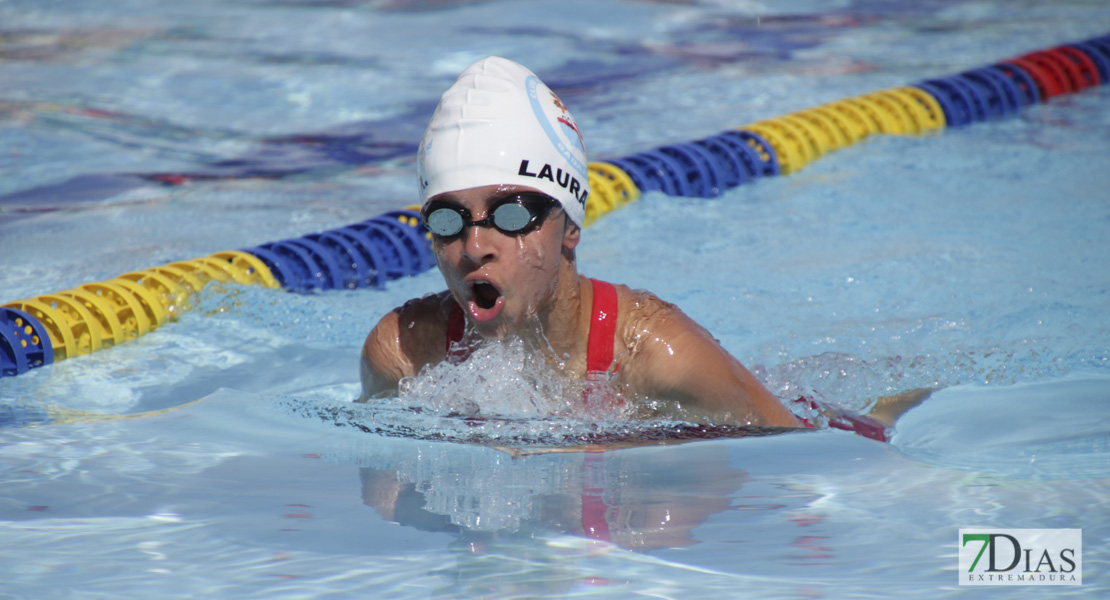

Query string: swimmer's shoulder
606 282 691 358
363 291 455 383
603 283 701 399
609 283 683 335
608 282 716 369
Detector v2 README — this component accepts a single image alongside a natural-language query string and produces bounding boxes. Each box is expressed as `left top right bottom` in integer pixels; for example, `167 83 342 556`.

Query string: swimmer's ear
562 218 581 250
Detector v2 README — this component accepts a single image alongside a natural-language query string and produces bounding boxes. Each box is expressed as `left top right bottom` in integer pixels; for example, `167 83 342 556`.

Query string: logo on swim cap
551 92 586 154
526 75 588 181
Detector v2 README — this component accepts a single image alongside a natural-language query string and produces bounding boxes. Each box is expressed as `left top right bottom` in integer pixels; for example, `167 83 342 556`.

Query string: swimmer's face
427 184 579 339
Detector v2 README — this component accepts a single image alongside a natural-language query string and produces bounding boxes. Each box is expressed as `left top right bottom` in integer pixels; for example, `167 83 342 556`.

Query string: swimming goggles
421 193 561 238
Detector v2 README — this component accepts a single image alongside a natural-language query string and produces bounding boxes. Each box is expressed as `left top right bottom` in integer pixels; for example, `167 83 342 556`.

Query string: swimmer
359 57 927 433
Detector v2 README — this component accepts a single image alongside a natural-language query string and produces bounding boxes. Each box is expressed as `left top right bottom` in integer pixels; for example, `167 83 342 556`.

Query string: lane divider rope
3 33 1107 378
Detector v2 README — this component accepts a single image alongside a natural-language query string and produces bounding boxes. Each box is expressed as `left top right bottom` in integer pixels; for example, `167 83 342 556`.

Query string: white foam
398 337 628 420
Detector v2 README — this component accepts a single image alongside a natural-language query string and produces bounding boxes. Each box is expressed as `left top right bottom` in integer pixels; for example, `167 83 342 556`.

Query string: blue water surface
1 1 1109 598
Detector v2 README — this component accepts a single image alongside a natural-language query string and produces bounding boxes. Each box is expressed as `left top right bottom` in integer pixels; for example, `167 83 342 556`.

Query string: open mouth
472 281 501 310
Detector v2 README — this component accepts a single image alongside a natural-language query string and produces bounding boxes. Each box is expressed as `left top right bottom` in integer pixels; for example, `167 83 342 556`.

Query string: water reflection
355 441 747 595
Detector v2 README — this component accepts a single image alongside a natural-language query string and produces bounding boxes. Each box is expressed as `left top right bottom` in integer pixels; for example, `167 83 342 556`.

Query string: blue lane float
245 209 430 293
0 308 55 377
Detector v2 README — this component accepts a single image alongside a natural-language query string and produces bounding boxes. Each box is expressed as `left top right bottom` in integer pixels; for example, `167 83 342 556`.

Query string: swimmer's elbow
358 351 396 402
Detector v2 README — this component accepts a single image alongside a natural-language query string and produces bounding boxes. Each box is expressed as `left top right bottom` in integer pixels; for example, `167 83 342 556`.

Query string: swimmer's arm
358 295 449 402
358 311 409 402
629 309 801 428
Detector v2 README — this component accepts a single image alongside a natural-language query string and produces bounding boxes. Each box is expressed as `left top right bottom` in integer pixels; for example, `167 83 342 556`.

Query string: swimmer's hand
866 387 934 428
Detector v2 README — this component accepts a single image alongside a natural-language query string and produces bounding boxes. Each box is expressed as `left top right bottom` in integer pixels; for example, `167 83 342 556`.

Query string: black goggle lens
422 194 557 238
425 207 464 237
489 202 533 231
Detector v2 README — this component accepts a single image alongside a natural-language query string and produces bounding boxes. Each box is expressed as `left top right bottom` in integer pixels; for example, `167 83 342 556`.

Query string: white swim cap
417 56 589 228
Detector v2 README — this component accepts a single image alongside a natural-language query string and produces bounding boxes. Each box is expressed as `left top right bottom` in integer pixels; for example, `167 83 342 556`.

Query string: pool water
2 0 1109 598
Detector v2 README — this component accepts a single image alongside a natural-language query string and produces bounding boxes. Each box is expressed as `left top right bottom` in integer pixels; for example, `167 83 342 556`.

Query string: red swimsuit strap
586 278 618 374
444 279 619 372
446 301 466 356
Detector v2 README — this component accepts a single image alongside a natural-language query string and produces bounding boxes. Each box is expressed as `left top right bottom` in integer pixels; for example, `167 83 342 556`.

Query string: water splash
398 337 588 419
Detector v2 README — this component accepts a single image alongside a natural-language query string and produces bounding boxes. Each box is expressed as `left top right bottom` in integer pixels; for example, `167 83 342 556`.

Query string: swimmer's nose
460 223 498 265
